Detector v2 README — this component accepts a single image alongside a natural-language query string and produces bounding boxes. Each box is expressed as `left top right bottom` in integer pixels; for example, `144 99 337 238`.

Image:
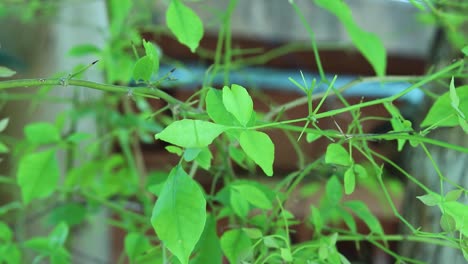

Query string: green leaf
0 118 9 132
109 0 132 37
166 146 182 156
325 175 343 205
166 0 204 53
314 0 386 76
49 222 69 248
440 213 457 233
0 222 12 242
338 207 357 233
151 166 206 264
125 232 151 261
17 150 60 205
232 184 272 210
325 143 351 166
142 39 160 76
192 215 222 264
306 132 321 143
183 148 202 162
132 55 154 82
345 200 384 235
344 167 356 195
280 248 293 262
422 85 468 128
47 203 86 227
239 130 274 176
462 45 468 56
24 122 61 144
0 66 16 78
222 84 254 126
310 206 323 234
0 141 8 153
155 119 226 148
416 193 442 206
353 164 368 178
242 228 263 239
205 88 237 125
230 188 250 219
195 147 212 170
68 44 101 57
220 229 252 264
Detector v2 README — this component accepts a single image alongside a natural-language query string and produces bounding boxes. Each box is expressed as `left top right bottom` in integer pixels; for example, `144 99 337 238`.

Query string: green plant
0 0 467 264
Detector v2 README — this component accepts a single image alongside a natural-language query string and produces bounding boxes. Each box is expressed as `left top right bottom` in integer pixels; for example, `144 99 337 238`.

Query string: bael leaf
345 200 384 235
220 229 252 264
0 66 16 78
166 0 203 53
222 84 254 126
344 167 356 195
155 119 226 148
17 150 60 205
314 0 386 76
239 130 274 176
232 184 272 210
422 85 468 128
24 122 61 145
325 143 351 166
205 88 237 125
151 166 206 264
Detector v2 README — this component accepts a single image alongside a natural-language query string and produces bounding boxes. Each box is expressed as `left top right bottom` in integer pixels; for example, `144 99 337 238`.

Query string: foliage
0 0 467 264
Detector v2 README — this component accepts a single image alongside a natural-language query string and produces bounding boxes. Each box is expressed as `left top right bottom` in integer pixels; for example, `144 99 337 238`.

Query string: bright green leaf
242 228 263 239
109 0 132 37
422 85 468 128
345 200 384 235
151 166 206 264
222 84 254 126
24 123 61 145
443 201 468 236
0 222 12 242
195 147 212 170
416 193 442 206
183 148 202 162
166 0 204 53
239 130 274 176
325 175 343 205
17 150 60 205
338 207 357 233
325 143 351 166
314 0 386 76
132 55 154 82
155 119 226 148
344 167 356 195
205 88 237 125
166 146 183 156
232 184 272 210
47 203 86 227
142 39 160 75
280 248 293 262
220 229 252 264
306 132 321 143
0 66 16 78
445 189 463 202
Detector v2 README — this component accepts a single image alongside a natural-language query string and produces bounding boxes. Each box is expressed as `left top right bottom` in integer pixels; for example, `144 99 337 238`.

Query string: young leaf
306 132 321 143
239 130 274 176
422 85 468 128
314 0 386 76
232 184 273 210
151 166 206 264
220 229 252 264
344 167 356 195
0 66 16 78
17 150 60 205
142 39 160 75
445 189 463 202
222 84 254 126
166 0 203 53
155 119 226 148
24 122 61 145
205 88 237 125
345 200 384 235
416 193 442 206
325 143 351 166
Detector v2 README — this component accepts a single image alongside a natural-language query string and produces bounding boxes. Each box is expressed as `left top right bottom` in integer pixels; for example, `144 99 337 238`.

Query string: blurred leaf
232 183 272 210
220 229 252 264
132 55 154 82
206 88 237 125
192 215 222 264
230 188 249 219
0 66 16 78
125 232 151 262
24 122 61 145
166 0 203 52
345 201 384 235
325 143 351 166
344 167 355 195
326 175 343 205
68 44 101 57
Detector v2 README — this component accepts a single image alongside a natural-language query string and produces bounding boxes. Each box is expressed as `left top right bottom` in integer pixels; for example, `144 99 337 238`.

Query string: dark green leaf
345 201 384 235
24 123 61 144
155 119 226 148
220 229 252 264
239 130 274 176
166 0 203 53
151 166 206 264
325 143 351 166
17 150 60 205
462 45 468 56
0 141 8 153
222 84 254 126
